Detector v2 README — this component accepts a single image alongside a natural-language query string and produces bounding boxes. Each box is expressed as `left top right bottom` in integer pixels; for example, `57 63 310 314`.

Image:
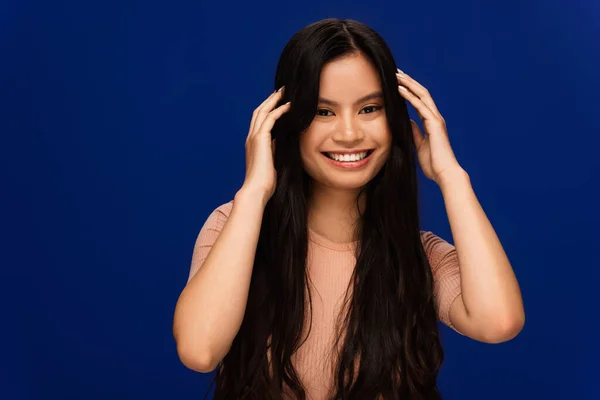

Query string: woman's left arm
396 68 525 343
438 167 525 343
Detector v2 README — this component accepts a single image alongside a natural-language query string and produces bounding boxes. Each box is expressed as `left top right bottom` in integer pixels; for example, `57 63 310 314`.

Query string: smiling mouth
321 149 374 161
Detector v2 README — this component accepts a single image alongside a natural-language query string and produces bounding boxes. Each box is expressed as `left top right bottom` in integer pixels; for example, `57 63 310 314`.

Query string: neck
307 181 366 244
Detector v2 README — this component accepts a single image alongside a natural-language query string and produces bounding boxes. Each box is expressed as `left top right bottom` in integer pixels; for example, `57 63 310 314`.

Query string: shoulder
214 199 234 218
202 200 234 230
419 230 454 251
211 200 233 220
418 230 457 271
187 200 234 282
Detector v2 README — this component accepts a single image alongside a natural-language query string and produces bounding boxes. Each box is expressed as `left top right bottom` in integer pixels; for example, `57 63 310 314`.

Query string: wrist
436 166 470 190
235 186 270 209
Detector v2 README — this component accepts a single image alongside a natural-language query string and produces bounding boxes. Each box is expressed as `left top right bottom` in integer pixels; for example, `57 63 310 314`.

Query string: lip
321 149 375 169
322 149 373 155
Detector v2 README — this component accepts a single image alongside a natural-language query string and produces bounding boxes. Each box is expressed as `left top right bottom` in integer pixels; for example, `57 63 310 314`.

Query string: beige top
188 200 462 399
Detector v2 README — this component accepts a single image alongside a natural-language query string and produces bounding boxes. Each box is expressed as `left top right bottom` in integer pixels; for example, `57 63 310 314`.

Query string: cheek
298 138 328 182
298 138 317 174
298 136 311 163
367 114 390 139
300 150 320 177
298 128 321 159
375 125 393 162
375 122 392 147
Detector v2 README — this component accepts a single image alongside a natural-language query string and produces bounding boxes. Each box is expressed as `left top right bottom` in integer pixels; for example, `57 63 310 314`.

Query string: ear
410 119 424 149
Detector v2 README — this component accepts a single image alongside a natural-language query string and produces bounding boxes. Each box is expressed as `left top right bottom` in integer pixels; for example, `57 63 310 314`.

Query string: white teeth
326 151 369 162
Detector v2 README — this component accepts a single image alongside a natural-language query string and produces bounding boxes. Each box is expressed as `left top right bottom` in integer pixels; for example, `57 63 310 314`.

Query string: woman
173 18 525 400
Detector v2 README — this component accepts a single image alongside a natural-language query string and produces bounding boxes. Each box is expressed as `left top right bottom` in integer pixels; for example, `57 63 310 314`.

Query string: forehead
319 54 381 97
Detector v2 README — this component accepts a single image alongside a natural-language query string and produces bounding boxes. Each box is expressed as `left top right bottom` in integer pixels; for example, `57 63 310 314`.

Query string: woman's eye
360 105 382 114
317 109 333 116
317 106 382 116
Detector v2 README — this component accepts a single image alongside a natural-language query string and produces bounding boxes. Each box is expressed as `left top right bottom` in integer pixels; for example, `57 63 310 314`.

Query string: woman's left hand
396 69 464 185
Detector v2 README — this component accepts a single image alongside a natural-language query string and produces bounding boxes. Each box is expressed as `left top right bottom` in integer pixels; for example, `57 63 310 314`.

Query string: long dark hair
206 18 443 399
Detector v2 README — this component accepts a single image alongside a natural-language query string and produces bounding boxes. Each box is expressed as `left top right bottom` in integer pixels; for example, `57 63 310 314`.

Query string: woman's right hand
241 87 291 204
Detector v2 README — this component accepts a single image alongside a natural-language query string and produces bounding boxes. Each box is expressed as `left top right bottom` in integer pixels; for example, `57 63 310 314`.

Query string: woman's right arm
173 86 290 373
173 187 267 373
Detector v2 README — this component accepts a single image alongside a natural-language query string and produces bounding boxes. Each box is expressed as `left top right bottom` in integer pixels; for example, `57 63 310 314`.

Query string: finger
396 71 441 117
410 119 424 149
249 87 283 140
256 101 291 138
398 84 437 123
250 87 285 139
248 87 285 144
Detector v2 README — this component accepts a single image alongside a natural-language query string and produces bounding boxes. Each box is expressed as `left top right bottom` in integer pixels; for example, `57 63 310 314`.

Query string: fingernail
397 68 404 74
398 85 408 92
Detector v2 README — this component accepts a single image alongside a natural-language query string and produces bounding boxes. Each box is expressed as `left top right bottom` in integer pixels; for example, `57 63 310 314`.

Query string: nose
331 114 365 146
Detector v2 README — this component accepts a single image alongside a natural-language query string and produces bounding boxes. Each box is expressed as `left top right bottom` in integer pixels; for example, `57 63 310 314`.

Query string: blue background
2 0 599 399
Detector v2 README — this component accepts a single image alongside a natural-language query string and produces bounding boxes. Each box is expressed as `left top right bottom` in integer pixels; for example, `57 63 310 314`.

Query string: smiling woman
173 17 524 400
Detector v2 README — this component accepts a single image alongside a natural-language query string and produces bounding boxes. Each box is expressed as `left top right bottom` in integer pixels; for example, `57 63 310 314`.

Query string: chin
320 172 379 191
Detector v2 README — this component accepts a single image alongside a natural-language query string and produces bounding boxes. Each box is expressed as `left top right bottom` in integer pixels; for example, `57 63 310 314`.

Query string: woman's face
299 53 392 192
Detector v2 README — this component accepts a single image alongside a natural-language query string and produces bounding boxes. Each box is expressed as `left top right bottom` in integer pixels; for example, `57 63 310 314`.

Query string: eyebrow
318 91 384 106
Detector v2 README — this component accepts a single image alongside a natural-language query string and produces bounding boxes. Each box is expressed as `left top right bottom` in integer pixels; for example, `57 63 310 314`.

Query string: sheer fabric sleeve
187 202 233 283
420 231 462 331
